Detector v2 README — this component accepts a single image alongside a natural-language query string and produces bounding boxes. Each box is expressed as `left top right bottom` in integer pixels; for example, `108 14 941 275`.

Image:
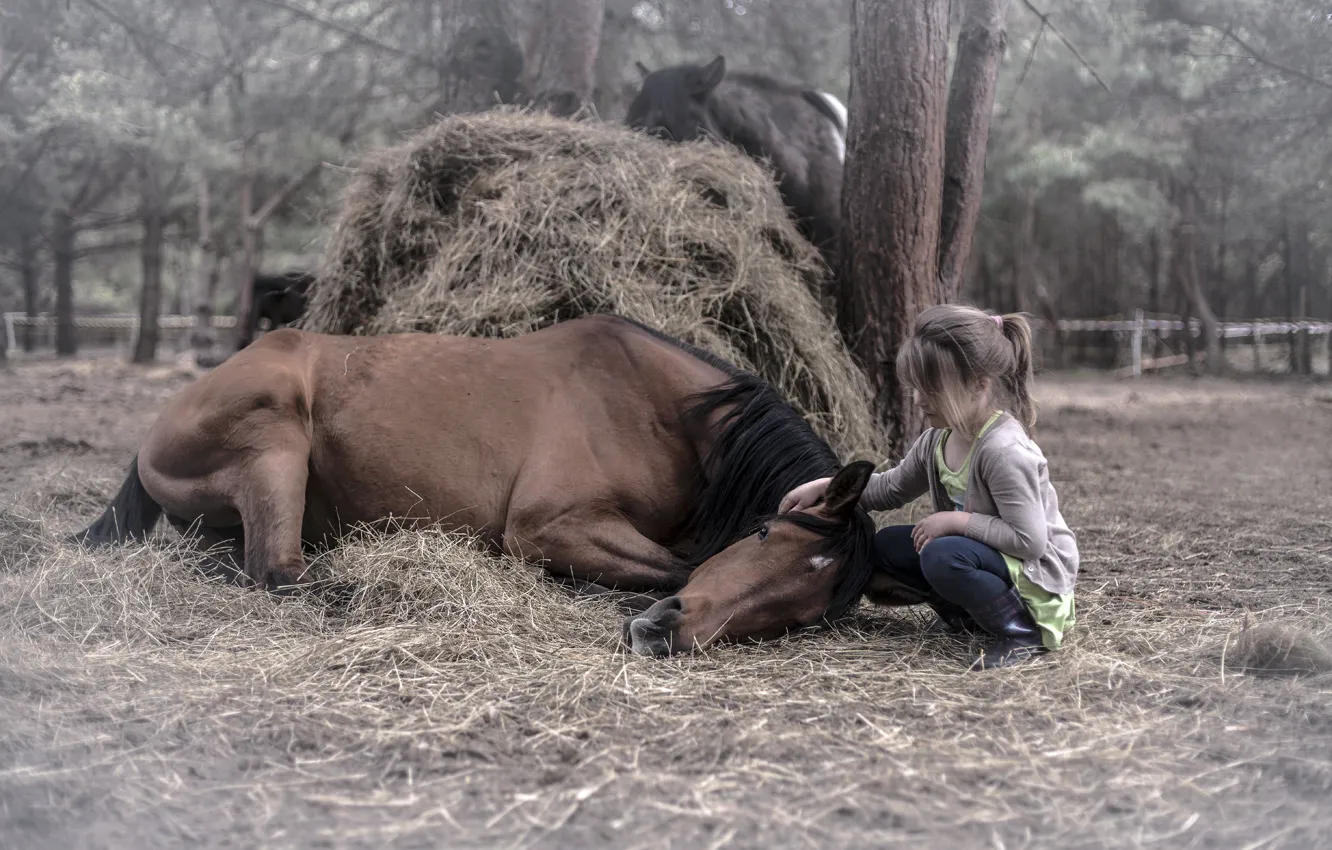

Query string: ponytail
998 312 1038 434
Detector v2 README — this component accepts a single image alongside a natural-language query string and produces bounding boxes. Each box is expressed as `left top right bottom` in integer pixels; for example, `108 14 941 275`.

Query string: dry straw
299 108 880 459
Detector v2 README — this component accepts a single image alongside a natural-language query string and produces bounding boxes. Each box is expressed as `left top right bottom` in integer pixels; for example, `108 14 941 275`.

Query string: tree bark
1170 183 1221 372
1010 190 1035 314
440 4 523 114
520 0 604 115
133 163 165 364
1285 218 1313 375
190 171 224 368
837 0 949 454
53 211 77 357
234 213 261 349
20 231 39 353
937 0 1012 301
231 153 321 352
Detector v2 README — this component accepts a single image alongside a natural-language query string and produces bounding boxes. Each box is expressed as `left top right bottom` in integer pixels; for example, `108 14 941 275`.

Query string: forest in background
0 0 1328 368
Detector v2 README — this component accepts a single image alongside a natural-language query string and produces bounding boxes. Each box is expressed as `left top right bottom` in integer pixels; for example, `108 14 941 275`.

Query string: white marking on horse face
816 92 847 163
810 553 836 571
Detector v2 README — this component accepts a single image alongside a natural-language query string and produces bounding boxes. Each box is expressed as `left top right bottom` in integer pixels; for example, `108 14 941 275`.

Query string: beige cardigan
859 413 1079 596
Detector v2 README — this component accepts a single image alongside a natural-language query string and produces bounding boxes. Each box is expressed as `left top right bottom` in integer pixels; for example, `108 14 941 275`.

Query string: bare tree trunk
937 0 1012 301
234 223 259 350
1216 178 1228 319
1286 218 1313 375
20 231 39 352
170 223 185 316
1245 252 1261 319
521 0 604 115
978 250 996 309
190 171 223 368
1282 217 1296 373
231 148 321 352
440 3 523 115
133 163 165 364
837 0 949 454
1148 231 1161 315
1011 190 1035 314
53 211 77 357
1170 183 1221 372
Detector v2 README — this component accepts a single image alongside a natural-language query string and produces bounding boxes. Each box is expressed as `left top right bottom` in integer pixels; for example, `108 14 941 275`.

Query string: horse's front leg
503 503 693 610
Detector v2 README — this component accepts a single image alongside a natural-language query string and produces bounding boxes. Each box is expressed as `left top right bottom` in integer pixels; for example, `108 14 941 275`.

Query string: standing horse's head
625 55 727 142
624 461 877 657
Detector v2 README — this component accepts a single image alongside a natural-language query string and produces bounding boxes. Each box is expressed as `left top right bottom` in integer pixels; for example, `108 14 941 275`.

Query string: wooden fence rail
3 313 237 355
6 311 1331 377
1035 309 1332 377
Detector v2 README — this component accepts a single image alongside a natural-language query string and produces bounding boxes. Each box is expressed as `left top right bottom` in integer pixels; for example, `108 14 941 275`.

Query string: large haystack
300 109 879 458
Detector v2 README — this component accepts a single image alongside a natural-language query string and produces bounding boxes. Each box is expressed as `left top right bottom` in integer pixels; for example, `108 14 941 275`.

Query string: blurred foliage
0 0 1326 321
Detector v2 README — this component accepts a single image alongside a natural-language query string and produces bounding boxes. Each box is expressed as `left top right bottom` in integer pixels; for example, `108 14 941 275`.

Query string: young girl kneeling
781 305 1078 670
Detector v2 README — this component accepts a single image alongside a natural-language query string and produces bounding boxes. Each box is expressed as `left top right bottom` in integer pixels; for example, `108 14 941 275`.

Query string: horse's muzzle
623 596 684 657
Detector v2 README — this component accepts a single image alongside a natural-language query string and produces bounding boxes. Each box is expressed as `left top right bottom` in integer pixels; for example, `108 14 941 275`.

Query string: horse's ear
821 460 875 520
688 55 726 97
635 61 651 80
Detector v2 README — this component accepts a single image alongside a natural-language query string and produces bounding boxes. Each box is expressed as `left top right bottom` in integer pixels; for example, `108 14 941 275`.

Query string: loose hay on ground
1226 619 1332 678
4 365 1332 849
299 109 879 458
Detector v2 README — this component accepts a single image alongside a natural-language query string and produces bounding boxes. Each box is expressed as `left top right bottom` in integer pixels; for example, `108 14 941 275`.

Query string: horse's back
707 76 844 251
290 318 725 538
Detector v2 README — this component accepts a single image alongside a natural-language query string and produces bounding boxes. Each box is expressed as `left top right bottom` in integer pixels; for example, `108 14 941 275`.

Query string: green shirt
934 412 1076 650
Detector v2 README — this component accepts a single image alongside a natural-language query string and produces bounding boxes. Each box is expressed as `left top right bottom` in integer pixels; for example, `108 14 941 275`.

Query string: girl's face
912 388 950 430
912 377 993 433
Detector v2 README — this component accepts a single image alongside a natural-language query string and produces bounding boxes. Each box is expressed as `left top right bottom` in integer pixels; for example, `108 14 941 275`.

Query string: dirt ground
2 354 1331 849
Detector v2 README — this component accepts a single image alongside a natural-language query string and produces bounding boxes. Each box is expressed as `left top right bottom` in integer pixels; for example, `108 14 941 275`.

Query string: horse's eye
757 524 770 542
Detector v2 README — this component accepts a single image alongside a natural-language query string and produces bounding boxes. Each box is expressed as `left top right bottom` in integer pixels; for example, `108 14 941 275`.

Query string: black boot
924 596 980 635
965 587 1046 670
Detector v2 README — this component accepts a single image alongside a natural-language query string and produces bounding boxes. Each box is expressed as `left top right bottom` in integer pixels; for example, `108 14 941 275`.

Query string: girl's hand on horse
911 511 969 552
779 477 832 514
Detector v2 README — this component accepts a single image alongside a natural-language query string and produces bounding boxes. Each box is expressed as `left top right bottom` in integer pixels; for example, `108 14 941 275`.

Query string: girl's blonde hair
895 304 1038 438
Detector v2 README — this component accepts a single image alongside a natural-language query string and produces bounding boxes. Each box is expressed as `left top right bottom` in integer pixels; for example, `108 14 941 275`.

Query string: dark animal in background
244 271 315 348
626 56 847 267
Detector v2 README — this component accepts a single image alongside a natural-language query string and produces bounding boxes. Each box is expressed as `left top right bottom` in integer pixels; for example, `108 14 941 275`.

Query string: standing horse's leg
235 447 311 591
504 505 693 600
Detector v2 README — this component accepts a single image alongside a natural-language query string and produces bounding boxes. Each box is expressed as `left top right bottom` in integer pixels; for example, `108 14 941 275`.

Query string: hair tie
992 315 1004 328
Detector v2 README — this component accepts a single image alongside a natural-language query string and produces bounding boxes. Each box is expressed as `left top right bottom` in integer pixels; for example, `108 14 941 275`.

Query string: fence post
3 313 14 356
1131 309 1144 377
1253 323 1262 373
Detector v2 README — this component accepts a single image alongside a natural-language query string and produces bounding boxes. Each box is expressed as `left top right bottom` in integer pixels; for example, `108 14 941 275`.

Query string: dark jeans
871 524 1013 612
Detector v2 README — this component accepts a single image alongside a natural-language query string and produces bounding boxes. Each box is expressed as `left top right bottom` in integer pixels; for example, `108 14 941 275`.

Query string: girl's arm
963 443 1049 560
858 431 933 513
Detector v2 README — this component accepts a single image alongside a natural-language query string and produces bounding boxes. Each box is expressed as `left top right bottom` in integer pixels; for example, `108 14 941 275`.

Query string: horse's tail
68 454 163 546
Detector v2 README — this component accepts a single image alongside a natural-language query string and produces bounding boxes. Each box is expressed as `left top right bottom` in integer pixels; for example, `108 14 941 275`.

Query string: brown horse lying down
74 315 881 656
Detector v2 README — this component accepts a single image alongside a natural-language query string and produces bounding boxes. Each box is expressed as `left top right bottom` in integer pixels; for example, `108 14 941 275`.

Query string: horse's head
625 55 727 143
624 461 876 657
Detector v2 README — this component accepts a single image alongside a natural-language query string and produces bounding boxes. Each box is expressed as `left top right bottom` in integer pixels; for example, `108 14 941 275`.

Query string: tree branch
247 159 323 229
1018 0 1111 94
1206 24 1332 92
69 154 132 218
75 238 143 259
0 44 32 101
74 0 209 62
241 0 436 72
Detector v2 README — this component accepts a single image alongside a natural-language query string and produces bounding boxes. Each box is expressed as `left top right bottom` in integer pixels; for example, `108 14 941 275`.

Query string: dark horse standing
240 271 315 349
74 315 888 657
626 56 846 266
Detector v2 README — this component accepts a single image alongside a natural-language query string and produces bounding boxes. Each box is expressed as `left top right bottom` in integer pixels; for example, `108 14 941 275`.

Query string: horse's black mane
614 316 875 622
